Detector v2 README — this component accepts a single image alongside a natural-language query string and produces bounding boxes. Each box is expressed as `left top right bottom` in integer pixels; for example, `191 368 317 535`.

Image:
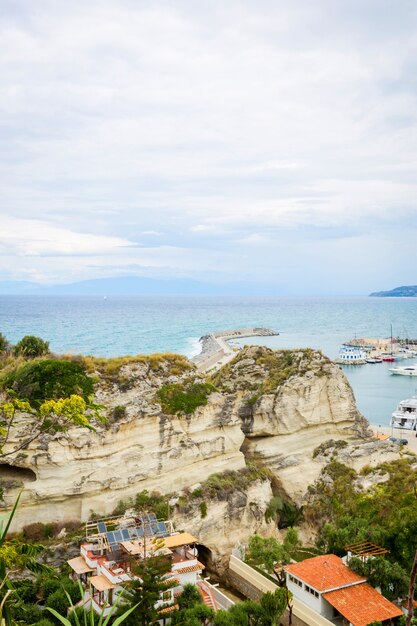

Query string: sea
1 295 417 428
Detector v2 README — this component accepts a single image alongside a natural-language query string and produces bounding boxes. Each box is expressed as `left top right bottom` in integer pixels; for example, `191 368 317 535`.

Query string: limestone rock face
171 479 276 576
0 347 374 531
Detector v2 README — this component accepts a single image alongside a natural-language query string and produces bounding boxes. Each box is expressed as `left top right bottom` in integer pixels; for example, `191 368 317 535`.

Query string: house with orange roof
285 554 403 626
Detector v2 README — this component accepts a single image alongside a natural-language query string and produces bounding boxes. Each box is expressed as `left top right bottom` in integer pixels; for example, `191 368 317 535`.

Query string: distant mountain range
0 276 271 297
370 285 417 297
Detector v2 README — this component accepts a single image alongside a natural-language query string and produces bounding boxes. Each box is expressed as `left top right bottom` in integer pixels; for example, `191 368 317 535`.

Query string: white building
67 513 227 622
285 554 402 626
336 345 367 364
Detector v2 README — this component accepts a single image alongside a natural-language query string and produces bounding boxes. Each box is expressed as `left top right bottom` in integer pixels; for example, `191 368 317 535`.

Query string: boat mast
391 324 393 356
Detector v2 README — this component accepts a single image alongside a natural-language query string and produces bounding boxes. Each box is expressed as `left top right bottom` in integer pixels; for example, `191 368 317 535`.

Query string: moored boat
390 396 417 430
389 365 417 376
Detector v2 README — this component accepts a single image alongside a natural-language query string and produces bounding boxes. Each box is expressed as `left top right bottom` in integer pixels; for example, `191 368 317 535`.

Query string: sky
0 0 416 295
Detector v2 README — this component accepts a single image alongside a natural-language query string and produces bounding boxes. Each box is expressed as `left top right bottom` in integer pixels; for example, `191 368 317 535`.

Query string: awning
120 540 145 555
67 557 94 575
90 575 115 592
157 533 197 549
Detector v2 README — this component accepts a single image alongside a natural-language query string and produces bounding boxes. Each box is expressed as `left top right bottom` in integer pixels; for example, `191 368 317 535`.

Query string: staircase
198 582 217 610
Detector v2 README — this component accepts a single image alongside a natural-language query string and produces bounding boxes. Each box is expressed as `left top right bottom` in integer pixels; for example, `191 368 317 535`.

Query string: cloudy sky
1 0 416 294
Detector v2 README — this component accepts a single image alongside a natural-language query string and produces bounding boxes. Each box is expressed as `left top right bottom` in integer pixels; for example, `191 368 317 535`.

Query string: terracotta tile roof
323 583 403 626
285 555 365 591
159 604 178 614
174 563 204 574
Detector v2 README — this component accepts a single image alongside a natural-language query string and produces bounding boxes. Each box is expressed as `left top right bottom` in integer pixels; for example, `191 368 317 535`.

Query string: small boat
389 365 417 376
390 396 417 429
382 356 395 362
366 358 382 363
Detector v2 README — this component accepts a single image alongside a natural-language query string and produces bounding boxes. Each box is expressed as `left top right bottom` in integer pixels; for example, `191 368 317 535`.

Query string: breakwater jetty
191 327 278 372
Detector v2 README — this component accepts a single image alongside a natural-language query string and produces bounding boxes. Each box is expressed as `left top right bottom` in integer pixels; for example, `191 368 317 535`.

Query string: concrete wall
228 555 334 626
287 578 322 614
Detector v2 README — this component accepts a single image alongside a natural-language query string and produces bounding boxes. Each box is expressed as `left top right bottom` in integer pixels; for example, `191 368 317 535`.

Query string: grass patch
212 346 321 395
199 463 272 499
112 489 169 520
83 353 193 386
313 439 348 459
157 381 216 415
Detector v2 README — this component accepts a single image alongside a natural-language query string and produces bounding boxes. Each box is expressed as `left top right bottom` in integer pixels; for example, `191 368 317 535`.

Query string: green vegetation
195 464 272 500
84 352 193 385
115 554 175 626
348 555 408 601
170 584 213 625
246 530 301 574
199 502 208 518
265 496 303 529
0 334 9 355
156 381 216 415
305 457 417 572
112 489 169 520
212 589 290 626
2 359 94 407
13 336 50 359
171 583 290 626
0 393 104 456
112 405 127 421
312 439 348 458
22 520 82 542
212 346 320 395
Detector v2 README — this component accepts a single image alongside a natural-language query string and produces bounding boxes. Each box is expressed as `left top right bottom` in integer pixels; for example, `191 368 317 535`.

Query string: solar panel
136 526 144 537
122 529 130 541
106 531 115 544
98 522 107 534
150 523 159 535
113 530 123 543
157 521 168 536
148 513 157 522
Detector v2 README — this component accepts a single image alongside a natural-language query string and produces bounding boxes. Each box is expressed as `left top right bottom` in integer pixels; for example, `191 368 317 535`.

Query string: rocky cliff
0 346 386 546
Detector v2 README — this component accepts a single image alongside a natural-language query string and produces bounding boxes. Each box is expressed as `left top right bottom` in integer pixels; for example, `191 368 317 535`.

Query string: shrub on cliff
13 336 50 359
156 381 216 415
0 334 9 355
3 359 94 406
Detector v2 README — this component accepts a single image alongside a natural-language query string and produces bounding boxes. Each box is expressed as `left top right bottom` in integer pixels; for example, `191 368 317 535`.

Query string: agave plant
47 581 139 626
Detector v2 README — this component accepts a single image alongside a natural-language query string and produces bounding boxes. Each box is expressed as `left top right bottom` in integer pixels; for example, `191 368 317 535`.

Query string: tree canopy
2 359 94 407
13 336 50 359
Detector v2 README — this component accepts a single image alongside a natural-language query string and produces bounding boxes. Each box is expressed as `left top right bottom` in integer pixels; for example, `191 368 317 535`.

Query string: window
161 590 172 601
289 575 302 587
304 585 319 598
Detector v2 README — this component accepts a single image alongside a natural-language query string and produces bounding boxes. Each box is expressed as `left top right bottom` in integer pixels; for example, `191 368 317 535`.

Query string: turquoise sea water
1 295 417 427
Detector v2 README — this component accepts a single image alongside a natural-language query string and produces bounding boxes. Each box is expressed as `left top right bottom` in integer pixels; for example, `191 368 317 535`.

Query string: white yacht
390 396 417 430
389 365 417 376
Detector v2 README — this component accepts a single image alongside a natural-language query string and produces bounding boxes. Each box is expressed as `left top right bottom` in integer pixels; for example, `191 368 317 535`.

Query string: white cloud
0 216 136 256
0 0 416 291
